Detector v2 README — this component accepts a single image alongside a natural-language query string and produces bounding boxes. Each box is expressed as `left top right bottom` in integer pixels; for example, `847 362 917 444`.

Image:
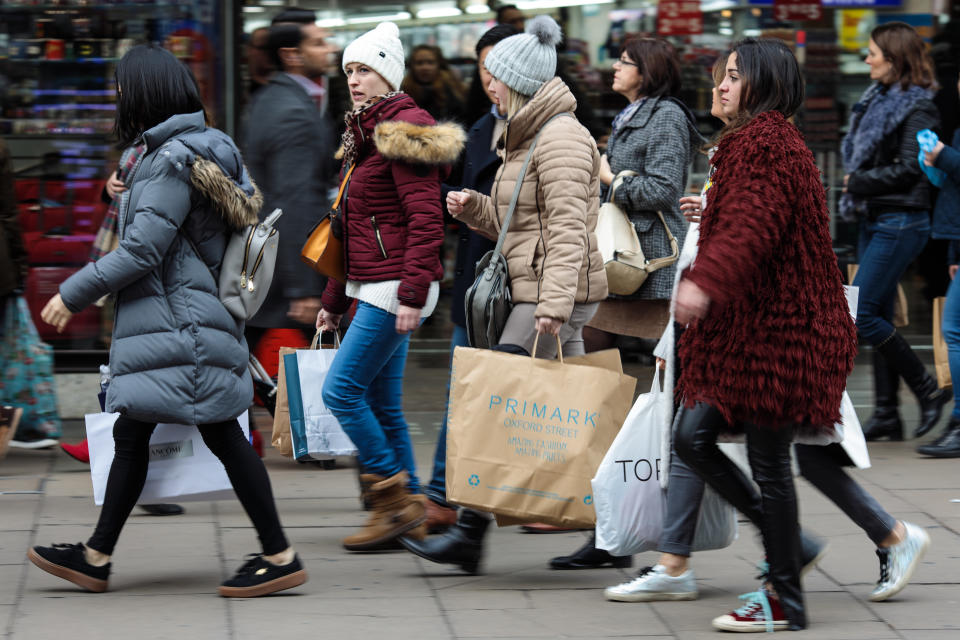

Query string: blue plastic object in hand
917 129 946 187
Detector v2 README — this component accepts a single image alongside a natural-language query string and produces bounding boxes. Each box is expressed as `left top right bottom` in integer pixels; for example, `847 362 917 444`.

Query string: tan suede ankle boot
342 472 426 551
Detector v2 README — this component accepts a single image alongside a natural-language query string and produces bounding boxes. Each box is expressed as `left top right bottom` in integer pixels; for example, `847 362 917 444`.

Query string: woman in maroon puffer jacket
316 23 465 553
671 39 857 632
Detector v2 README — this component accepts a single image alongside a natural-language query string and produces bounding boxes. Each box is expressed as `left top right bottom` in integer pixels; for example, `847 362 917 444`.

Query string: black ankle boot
548 532 633 570
864 351 904 441
399 509 489 574
917 416 960 457
876 331 949 438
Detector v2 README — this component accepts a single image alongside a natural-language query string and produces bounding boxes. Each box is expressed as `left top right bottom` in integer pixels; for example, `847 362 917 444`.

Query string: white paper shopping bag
86 412 249 505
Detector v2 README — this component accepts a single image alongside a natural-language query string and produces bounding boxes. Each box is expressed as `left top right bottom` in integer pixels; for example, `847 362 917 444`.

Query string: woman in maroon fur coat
672 40 858 632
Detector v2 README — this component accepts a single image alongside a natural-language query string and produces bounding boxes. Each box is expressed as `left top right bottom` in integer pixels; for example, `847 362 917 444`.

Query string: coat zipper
370 215 388 259
246 228 278 292
239 224 257 289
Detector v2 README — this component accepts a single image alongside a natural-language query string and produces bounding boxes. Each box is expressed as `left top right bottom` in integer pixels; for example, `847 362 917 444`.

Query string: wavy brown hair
871 22 936 90
401 45 466 118
621 37 681 98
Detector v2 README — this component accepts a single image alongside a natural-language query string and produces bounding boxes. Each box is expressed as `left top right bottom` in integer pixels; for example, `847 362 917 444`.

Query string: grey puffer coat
59 111 261 425
604 96 703 300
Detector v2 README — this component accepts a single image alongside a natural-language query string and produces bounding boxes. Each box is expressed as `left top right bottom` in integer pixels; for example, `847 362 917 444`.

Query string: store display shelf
0 58 120 64
0 3 167 12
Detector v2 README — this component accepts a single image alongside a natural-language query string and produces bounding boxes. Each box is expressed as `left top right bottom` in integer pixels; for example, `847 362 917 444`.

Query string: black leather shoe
876 331 948 438
863 407 904 441
400 509 490 574
917 417 960 457
139 504 185 516
549 533 632 570
916 388 950 438
28 542 110 592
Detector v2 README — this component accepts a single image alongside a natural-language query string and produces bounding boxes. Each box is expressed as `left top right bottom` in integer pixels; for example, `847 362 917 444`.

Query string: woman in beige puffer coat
447 17 606 359
400 15 607 576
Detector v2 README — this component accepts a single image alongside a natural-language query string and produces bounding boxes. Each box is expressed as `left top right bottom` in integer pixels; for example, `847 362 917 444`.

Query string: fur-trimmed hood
190 157 262 230
373 120 465 165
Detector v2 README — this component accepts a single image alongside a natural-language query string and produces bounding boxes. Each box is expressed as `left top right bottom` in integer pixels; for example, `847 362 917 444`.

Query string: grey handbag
182 207 283 321
464 113 571 349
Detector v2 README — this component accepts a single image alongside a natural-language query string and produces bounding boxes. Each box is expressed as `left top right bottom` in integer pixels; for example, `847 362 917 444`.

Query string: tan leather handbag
300 164 355 283
596 170 679 296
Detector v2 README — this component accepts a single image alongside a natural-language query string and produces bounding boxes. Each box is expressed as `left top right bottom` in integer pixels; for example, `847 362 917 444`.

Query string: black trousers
87 415 288 556
674 402 805 630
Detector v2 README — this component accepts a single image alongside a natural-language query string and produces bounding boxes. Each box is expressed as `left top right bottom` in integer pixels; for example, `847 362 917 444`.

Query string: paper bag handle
531 333 564 363
310 329 341 350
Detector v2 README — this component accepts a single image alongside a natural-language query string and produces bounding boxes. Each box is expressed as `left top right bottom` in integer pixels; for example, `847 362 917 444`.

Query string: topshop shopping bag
283 332 356 460
934 296 951 389
592 368 737 556
86 412 249 505
446 338 636 528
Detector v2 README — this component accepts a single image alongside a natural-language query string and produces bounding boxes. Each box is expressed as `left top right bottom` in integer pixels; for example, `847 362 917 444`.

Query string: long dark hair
114 45 205 147
463 24 520 125
871 22 936 90
714 38 804 145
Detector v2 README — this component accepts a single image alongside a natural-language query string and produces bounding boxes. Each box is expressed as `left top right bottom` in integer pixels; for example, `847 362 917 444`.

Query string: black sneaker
218 553 307 598
28 543 110 592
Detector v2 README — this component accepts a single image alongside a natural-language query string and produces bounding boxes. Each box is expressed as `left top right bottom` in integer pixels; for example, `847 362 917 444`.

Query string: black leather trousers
675 402 805 630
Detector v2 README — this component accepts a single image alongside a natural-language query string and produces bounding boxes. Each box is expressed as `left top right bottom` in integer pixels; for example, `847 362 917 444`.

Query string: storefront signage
773 0 822 21
657 1 703 36
750 0 901 5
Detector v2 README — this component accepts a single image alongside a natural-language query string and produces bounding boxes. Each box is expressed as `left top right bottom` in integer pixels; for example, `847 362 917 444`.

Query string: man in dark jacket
0 138 27 333
243 20 338 347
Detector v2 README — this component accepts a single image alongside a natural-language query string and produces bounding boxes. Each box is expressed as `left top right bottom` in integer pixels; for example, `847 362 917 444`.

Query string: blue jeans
854 212 930 344
424 324 469 507
942 277 960 419
322 302 420 492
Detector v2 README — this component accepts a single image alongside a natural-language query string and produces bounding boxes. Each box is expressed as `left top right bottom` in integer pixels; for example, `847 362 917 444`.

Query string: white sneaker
9 437 59 450
869 521 930 602
604 564 697 602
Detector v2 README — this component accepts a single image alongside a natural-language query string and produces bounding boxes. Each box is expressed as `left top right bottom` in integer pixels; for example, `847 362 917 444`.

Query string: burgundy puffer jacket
322 94 465 314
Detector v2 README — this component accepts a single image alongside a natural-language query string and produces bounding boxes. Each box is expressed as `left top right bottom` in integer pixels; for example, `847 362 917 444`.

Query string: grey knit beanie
484 15 562 97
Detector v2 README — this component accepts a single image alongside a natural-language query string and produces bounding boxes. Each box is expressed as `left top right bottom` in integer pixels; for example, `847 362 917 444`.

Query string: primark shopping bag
85 412 249 505
270 346 298 457
592 368 737 556
446 338 636 528
283 332 356 460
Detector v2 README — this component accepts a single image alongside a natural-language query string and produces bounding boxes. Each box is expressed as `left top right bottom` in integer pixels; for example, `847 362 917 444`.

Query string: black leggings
674 402 805 630
87 415 288 556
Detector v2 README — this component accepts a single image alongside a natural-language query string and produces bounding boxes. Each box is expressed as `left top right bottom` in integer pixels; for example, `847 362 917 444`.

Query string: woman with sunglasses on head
672 39 858 632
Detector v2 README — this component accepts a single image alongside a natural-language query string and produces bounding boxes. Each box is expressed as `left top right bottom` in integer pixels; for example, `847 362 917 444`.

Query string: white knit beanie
341 22 406 91
484 15 562 97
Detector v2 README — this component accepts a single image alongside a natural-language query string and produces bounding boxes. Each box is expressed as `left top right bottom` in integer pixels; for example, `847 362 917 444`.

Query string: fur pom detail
526 15 562 47
373 120 466 165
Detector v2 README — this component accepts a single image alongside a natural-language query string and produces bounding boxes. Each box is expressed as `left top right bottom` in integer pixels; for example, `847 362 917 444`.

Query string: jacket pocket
370 215 388 259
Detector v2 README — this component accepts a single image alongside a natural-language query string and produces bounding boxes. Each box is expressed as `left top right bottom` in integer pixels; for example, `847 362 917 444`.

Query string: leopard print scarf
340 91 403 168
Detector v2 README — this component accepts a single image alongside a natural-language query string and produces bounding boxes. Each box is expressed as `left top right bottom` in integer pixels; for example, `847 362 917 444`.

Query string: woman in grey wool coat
27 45 305 599
548 37 704 565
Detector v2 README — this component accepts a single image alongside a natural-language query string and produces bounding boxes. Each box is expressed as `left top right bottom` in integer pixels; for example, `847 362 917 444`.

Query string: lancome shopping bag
446 339 636 528
86 412 249 505
283 333 356 460
592 369 737 556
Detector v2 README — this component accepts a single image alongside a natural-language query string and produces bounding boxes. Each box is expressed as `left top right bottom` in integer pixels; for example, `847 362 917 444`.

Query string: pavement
2 310 959 639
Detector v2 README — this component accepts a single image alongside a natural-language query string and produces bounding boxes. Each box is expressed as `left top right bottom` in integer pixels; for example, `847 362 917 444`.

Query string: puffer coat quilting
59 111 260 425
455 77 607 322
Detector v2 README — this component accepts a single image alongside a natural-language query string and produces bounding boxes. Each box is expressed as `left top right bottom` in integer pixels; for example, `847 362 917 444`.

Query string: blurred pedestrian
29 44 305 598
421 23 518 534
550 36 703 569
316 22 465 551
401 15 607 573
497 4 525 31
841 22 945 442
245 27 273 96
672 39 858 632
0 137 27 353
243 20 339 374
401 44 467 123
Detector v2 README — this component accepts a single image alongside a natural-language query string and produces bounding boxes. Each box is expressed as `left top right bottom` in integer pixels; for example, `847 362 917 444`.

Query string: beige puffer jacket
456 77 607 322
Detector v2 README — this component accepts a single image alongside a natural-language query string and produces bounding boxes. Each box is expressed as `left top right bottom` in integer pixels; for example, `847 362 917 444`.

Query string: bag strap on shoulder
493 112 574 258
332 164 356 212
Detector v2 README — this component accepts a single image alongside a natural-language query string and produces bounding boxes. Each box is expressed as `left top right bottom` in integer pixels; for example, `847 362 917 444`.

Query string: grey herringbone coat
604 96 703 300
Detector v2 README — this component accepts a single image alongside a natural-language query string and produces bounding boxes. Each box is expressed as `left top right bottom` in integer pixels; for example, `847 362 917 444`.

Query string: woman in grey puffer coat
28 45 305 599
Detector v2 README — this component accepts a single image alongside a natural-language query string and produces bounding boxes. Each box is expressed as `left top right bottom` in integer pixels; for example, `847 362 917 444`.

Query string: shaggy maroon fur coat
677 111 857 431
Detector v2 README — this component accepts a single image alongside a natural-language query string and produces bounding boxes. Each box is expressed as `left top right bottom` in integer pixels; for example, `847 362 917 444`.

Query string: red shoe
251 429 264 458
712 588 790 632
60 440 90 464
